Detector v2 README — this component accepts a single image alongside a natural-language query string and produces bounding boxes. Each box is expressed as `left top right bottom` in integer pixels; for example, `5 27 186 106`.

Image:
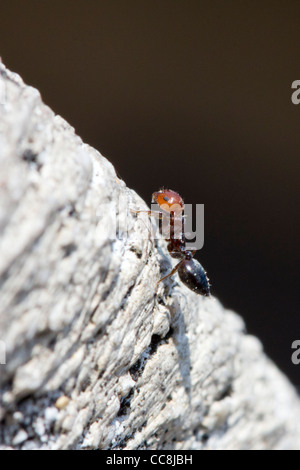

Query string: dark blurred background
0 0 299 385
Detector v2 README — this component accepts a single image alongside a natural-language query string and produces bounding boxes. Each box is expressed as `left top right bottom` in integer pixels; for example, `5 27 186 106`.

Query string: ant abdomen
178 258 210 296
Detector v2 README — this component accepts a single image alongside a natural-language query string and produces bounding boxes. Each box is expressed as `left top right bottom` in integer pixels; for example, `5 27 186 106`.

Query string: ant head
152 189 184 214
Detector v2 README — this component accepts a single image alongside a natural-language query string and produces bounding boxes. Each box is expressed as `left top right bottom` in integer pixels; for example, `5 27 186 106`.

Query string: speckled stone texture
0 62 300 450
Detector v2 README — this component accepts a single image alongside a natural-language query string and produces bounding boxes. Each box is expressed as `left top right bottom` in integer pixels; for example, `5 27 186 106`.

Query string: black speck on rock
117 389 134 417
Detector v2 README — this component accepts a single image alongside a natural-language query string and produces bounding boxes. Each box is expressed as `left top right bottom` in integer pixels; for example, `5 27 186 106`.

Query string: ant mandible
135 189 210 296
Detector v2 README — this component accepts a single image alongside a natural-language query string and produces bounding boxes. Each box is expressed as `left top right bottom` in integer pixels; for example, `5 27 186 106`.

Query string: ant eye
163 196 169 202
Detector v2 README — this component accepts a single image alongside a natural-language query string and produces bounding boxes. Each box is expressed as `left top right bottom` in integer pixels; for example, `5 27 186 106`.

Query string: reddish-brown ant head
152 189 184 214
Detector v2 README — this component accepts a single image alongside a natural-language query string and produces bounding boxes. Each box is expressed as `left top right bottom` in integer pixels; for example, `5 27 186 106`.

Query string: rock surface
0 62 300 450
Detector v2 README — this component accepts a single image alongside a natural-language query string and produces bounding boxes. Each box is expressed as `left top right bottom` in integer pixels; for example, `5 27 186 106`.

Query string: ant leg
157 259 184 285
130 209 163 220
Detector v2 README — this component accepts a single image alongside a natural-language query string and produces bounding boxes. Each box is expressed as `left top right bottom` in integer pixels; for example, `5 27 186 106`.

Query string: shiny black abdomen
178 258 210 296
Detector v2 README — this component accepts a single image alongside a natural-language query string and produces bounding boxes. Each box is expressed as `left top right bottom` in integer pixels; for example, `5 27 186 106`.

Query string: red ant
135 189 210 296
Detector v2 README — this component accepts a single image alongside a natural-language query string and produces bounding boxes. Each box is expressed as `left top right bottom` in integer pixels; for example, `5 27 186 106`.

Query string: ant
134 189 210 296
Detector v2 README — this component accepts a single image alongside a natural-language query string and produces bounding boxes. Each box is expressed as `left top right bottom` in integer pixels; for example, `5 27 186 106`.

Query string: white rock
12 430 28 446
0 61 300 450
